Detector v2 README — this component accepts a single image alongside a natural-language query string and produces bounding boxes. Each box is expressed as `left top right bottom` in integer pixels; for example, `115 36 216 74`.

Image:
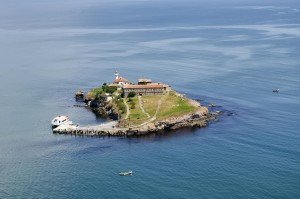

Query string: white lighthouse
114 71 119 80
113 71 130 87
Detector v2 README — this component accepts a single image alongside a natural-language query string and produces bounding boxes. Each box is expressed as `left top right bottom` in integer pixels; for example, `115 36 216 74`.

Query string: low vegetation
86 87 103 100
127 97 136 109
142 95 161 117
124 97 148 126
102 83 117 94
86 83 118 100
114 97 126 115
119 91 199 127
157 92 197 120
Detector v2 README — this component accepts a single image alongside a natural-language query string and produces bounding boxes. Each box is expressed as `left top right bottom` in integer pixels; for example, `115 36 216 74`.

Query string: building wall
123 88 165 97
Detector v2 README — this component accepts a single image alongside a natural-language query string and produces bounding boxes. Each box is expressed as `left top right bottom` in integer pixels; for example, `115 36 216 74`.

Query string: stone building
122 83 168 97
110 72 169 97
138 78 152 85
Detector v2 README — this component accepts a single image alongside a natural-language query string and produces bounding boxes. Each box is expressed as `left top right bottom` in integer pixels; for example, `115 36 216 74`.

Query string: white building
113 71 131 87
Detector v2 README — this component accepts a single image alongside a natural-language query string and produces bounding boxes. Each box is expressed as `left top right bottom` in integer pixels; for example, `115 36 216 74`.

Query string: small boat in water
272 89 279 93
51 116 73 128
119 171 133 176
208 103 217 107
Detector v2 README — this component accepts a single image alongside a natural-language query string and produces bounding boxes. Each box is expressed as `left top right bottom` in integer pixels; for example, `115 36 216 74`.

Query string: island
53 72 219 136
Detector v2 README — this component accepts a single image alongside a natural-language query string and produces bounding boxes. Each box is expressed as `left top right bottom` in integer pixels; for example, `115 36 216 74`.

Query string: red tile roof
114 77 130 83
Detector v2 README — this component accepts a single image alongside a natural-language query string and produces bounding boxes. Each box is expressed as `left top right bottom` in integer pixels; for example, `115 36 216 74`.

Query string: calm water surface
0 0 299 198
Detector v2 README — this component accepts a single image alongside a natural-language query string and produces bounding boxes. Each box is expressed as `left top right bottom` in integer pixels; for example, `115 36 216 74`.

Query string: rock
89 99 100 108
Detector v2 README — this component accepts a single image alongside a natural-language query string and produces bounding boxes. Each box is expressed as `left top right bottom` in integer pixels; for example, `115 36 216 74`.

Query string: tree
128 92 136 98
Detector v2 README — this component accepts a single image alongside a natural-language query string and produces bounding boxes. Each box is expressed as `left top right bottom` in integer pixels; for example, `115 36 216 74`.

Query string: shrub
129 100 136 109
102 83 117 94
107 86 118 94
90 87 103 99
128 92 136 98
115 99 126 114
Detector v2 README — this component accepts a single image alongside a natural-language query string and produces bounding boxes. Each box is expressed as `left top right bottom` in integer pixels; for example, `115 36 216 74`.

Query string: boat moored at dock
51 116 73 128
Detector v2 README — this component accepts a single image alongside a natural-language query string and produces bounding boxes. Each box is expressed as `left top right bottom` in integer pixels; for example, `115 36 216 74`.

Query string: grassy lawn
124 97 148 126
141 95 161 117
119 92 198 127
157 92 197 120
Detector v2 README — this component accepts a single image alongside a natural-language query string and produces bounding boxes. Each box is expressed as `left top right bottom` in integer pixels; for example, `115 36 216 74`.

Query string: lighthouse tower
114 71 119 80
113 71 130 87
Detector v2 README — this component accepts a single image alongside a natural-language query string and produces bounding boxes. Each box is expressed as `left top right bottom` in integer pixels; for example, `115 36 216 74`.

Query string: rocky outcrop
125 108 211 136
53 108 219 137
84 96 121 120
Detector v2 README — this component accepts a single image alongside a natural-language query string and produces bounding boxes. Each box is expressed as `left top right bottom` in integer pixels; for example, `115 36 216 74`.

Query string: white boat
119 171 133 176
51 116 73 128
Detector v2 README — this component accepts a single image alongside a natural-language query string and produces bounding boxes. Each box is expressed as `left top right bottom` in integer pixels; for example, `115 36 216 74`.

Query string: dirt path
123 99 130 119
153 91 168 118
138 96 150 118
136 91 169 127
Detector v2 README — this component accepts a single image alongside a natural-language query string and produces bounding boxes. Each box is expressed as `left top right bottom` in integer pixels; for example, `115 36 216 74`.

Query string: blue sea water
0 0 299 198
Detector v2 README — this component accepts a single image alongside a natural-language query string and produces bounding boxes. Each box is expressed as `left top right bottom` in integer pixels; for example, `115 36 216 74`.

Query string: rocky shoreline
53 108 220 137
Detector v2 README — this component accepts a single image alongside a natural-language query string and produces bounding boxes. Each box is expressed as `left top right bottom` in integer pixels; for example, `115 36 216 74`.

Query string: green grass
157 92 197 120
124 97 148 126
91 87 103 95
102 84 117 94
85 87 103 100
113 98 126 115
87 84 118 100
116 92 199 127
141 95 161 117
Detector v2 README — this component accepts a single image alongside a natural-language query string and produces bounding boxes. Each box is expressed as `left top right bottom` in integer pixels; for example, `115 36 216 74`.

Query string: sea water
0 0 299 198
